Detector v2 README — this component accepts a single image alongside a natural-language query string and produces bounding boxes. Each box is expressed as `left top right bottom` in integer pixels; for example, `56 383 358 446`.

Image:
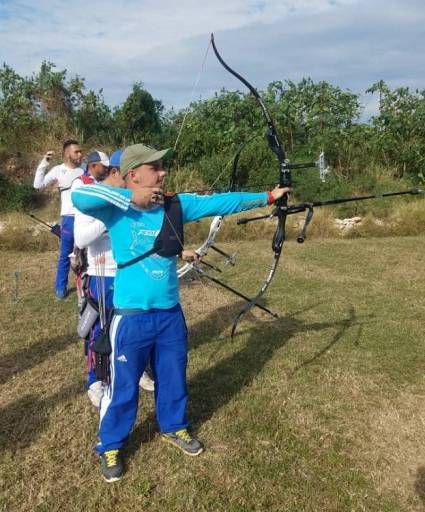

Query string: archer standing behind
33 140 84 299
74 150 121 406
71 143 289 483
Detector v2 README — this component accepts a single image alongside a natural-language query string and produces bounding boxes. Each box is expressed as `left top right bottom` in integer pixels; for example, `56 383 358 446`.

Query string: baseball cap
87 150 110 167
120 143 173 177
109 149 123 168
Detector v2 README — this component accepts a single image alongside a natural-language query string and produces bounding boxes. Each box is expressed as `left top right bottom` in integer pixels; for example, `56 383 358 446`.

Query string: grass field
0 235 424 511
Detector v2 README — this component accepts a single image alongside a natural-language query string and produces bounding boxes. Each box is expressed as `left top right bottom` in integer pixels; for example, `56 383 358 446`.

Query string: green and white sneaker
161 429 204 456
100 449 123 482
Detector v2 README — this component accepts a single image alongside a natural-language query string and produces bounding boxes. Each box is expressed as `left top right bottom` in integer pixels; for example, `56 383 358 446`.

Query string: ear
129 169 139 183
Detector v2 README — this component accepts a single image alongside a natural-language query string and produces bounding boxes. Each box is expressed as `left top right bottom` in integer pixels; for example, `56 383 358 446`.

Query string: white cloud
0 0 424 117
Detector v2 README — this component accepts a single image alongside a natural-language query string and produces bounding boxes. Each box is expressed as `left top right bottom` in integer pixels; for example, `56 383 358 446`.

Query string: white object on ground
139 371 155 392
87 380 105 408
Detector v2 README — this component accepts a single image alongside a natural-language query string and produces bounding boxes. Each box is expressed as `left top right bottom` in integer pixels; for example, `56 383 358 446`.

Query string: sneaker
87 381 104 408
161 429 204 456
100 450 123 482
55 289 68 300
139 371 155 392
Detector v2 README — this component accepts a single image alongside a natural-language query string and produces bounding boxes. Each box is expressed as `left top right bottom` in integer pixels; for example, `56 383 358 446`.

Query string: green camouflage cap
120 143 173 177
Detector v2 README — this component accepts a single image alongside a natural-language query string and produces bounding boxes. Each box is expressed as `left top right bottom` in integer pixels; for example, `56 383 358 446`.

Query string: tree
74 89 113 144
0 64 41 153
113 83 163 145
367 82 425 180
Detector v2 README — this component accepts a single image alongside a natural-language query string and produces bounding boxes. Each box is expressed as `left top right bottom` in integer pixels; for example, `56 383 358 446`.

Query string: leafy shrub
0 174 38 212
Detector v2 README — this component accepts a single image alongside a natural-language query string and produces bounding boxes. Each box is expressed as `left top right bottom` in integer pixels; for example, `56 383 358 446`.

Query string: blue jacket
72 184 269 310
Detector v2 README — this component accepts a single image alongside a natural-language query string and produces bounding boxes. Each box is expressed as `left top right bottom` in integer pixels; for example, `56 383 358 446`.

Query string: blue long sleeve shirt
71 185 269 310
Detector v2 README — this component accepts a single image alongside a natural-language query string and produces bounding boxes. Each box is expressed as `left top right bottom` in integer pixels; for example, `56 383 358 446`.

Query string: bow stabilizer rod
237 188 423 242
285 187 423 211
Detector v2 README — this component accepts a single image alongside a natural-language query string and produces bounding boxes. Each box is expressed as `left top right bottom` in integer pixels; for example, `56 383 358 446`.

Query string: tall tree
113 83 163 145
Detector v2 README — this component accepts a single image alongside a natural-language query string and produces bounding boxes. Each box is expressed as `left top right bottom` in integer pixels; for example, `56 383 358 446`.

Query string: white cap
86 150 110 167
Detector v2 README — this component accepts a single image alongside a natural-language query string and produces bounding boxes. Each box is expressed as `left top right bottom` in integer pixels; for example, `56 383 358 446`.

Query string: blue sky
1 0 424 120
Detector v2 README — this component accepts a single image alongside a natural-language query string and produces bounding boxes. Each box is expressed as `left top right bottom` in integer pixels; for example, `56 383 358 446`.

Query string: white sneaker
139 372 155 392
87 381 104 408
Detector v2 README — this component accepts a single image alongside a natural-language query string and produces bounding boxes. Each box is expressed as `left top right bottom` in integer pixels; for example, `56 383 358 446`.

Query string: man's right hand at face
131 187 164 208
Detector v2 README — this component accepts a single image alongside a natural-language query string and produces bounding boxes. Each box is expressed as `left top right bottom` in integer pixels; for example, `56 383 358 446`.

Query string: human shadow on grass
187 297 281 351
414 466 425 506
124 410 158 459
0 334 74 385
187 301 362 430
0 380 83 453
290 305 364 374
127 300 360 454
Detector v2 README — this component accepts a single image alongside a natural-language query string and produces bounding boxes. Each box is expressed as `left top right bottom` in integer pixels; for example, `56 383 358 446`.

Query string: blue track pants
55 215 75 295
97 304 188 454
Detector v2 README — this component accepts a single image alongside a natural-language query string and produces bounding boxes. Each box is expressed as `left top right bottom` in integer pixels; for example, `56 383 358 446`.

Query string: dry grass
1 235 425 511
0 212 60 252
365 391 425 508
348 198 425 238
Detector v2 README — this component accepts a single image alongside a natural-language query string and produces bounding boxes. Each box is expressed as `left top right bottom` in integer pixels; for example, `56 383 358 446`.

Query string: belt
114 308 149 316
114 304 181 316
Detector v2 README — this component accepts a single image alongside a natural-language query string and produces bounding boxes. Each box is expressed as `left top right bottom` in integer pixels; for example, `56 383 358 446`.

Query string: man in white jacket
74 150 154 407
33 139 83 299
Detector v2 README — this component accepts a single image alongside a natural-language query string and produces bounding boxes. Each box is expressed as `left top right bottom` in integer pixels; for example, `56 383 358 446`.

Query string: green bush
0 174 38 212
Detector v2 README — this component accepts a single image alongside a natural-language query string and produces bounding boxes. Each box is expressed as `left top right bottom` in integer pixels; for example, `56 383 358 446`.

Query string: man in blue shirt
72 143 289 482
